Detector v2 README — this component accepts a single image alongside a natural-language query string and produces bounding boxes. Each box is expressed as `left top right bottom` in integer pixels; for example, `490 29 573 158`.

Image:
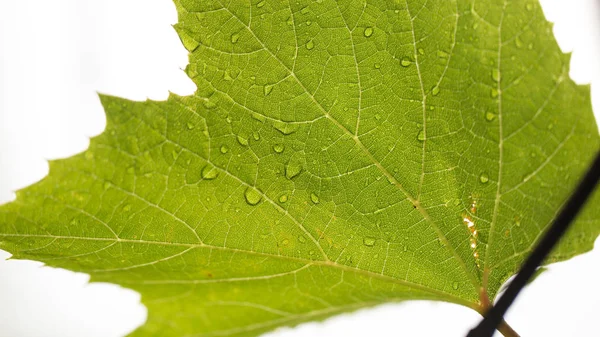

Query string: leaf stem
497 320 520 337
468 150 600 336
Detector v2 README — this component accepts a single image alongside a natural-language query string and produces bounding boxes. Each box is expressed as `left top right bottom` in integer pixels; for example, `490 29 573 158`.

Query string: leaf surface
1 0 599 336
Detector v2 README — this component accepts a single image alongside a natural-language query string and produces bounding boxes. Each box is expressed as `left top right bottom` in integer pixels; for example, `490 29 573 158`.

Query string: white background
1 1 599 336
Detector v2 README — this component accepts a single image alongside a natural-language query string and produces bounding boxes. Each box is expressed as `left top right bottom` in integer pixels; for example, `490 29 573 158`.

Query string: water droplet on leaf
363 237 376 247
310 193 320 204
203 99 217 109
491 88 499 98
492 69 501 82
305 40 314 50
273 144 285 153
364 27 373 37
417 130 425 141
201 165 219 180
264 84 273 96
244 187 262 205
220 145 229 154
285 161 302 179
479 172 489 184
515 36 523 48
231 32 240 44
437 50 449 58
236 135 249 146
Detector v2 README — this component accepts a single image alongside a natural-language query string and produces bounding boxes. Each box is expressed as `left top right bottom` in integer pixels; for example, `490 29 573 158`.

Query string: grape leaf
1 0 599 336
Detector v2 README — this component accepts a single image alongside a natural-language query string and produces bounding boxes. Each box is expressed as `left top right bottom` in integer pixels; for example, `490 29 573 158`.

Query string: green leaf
1 0 599 336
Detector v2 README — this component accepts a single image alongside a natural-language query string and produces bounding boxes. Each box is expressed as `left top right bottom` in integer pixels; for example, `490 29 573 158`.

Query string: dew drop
479 172 489 184
417 130 425 142
253 131 260 141
452 281 459 290
256 0 266 8
297 235 306 243
201 165 219 180
264 84 274 96
526 3 533 11
431 86 440 96
363 237 376 247
403 245 408 252
485 111 496 121
374 63 381 69
306 20 312 26
515 36 523 48
203 99 217 109
491 88 499 98
279 194 288 203
281 238 290 246
231 32 240 44
122 204 131 212
305 40 314 50
187 122 195 130
285 161 302 179
236 135 249 146
300 6 310 14
223 69 236 81
492 69 501 82
273 144 285 153
244 187 262 205
437 50 449 58
220 145 229 154
273 121 299 135
400 57 412 67
310 192 320 204
286 16 293 25
364 27 373 37
418 48 425 55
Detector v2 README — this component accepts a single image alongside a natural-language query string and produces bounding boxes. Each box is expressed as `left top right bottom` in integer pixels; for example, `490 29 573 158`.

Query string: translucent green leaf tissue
1 0 599 336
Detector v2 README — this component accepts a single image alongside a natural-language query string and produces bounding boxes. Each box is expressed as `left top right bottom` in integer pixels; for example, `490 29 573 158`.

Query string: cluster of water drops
462 195 481 267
